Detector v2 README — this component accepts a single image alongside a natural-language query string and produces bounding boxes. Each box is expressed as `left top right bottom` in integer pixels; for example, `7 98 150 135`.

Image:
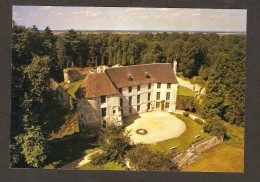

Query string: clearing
181 143 244 172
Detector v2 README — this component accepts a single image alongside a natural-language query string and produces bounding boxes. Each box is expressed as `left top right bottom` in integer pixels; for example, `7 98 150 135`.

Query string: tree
16 126 47 168
90 126 132 165
125 144 176 171
204 116 226 138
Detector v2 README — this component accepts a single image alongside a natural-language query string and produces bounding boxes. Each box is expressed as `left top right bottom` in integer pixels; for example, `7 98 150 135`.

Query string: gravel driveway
125 111 186 144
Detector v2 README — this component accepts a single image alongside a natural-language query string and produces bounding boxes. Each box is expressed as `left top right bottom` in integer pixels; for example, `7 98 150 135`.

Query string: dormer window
145 72 150 79
127 74 133 81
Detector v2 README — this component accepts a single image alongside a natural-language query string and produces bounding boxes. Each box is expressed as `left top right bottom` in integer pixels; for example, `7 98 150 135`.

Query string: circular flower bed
136 128 148 135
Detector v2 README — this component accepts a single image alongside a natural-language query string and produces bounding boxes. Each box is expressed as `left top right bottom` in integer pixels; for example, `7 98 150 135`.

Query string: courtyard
125 111 186 144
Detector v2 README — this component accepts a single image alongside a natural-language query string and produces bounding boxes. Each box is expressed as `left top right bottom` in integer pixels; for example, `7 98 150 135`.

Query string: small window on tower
102 108 106 117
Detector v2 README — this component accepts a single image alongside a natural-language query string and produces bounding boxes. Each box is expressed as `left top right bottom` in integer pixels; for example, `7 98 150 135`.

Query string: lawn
49 112 79 140
67 79 84 98
177 86 198 97
181 143 244 172
155 114 209 154
79 161 125 170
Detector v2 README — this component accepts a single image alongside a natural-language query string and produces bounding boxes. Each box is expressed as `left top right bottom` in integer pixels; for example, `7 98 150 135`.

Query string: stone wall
77 98 101 137
172 135 223 169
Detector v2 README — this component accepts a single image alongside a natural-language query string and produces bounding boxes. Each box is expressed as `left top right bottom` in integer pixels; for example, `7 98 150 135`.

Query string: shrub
161 100 165 110
194 118 204 125
183 111 189 117
90 152 109 165
125 144 177 171
204 116 226 138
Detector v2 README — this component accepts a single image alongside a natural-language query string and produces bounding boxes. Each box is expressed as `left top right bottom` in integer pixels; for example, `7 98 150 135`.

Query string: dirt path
59 150 100 170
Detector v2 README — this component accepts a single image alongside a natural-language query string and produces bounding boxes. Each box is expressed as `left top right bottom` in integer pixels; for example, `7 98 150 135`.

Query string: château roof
105 63 178 88
80 73 120 98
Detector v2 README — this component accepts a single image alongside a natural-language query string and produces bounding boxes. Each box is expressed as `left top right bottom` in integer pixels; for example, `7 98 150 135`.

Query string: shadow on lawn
45 133 98 168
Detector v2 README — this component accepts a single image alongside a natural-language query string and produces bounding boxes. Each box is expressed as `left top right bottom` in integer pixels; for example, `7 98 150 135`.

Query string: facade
76 63 178 135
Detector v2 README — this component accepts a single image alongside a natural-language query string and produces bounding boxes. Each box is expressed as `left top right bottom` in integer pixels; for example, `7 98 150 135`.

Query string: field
182 121 244 172
182 143 244 172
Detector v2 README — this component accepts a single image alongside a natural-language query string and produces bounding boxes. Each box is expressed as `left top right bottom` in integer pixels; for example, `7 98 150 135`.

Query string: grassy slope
49 112 79 140
181 121 244 172
155 114 209 154
181 143 244 172
177 86 198 97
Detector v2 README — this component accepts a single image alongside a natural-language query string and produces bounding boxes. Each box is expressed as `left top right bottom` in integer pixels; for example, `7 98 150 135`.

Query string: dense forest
11 21 246 168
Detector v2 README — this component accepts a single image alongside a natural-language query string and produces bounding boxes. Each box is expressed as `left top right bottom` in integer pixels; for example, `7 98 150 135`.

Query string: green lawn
177 86 198 97
181 143 244 172
67 79 84 98
79 161 125 170
155 114 209 154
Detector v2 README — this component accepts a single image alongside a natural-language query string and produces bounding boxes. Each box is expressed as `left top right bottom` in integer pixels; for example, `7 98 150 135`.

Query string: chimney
173 61 177 76
97 67 101 73
63 69 70 84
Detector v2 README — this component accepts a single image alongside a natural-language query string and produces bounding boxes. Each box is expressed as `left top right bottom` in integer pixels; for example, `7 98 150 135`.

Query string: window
102 108 106 117
137 95 140 104
102 120 106 128
127 74 133 81
165 103 170 108
157 83 161 89
113 107 116 114
119 88 122 93
166 92 170 100
81 123 85 129
129 96 132 106
137 105 140 112
120 98 123 106
145 72 150 79
80 114 83 118
167 83 171 89
148 83 151 90
129 87 132 93
101 96 106 103
137 85 140 92
129 107 132 113
147 103 151 110
156 102 160 108
148 93 151 101
156 92 160 100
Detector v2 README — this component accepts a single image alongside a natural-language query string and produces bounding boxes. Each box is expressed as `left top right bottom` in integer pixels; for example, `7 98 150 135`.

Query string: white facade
120 83 178 118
